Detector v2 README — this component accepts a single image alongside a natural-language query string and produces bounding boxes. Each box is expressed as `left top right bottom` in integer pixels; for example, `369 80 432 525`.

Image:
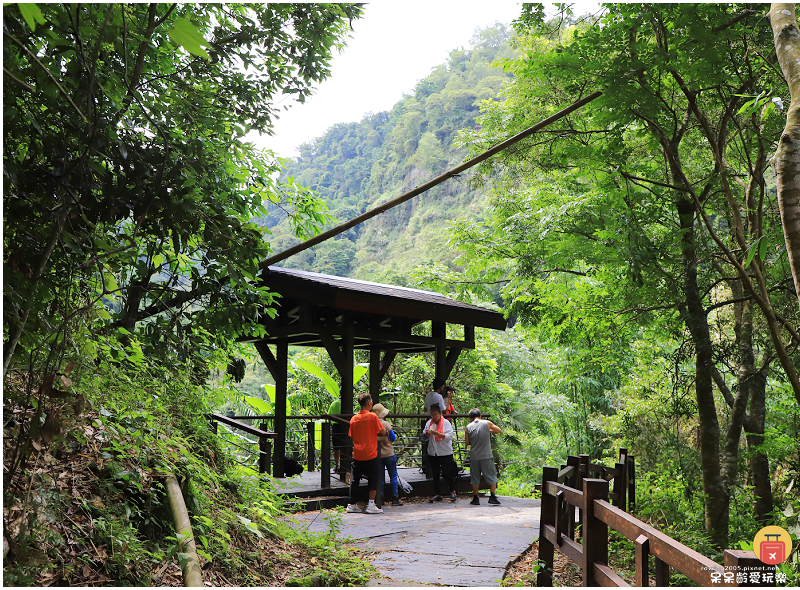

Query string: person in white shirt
424 378 447 415
423 404 457 502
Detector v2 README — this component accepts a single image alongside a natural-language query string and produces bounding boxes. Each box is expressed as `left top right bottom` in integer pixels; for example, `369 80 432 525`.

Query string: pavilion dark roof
260 266 506 331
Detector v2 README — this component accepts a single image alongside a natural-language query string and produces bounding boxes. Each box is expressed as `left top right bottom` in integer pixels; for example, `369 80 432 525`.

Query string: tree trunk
677 198 728 549
770 3 800 309
745 373 773 524
732 277 775 524
3 209 69 376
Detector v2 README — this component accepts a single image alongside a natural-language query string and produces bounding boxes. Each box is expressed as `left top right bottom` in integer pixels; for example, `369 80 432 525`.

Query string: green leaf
744 236 763 268
758 236 768 261
236 514 264 538
244 395 271 414
18 3 45 32
354 363 369 385
169 17 210 60
294 359 339 398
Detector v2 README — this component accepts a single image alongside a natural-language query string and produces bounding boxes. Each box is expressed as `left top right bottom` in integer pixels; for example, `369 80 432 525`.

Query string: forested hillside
264 25 517 282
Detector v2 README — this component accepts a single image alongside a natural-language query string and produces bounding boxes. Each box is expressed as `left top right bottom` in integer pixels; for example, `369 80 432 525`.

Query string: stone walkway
291 495 541 586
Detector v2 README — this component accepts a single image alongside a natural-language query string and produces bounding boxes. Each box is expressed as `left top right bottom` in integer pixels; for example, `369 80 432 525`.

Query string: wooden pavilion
240 266 507 477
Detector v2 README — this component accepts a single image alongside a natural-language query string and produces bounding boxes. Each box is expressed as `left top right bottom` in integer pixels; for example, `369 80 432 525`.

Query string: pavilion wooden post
432 321 447 382
321 422 331 489
340 313 355 481
254 341 287 478
370 348 397 405
370 348 381 404
273 339 288 478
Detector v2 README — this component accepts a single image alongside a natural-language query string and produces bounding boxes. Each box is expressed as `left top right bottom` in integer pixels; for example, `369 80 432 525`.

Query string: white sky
248 1 527 160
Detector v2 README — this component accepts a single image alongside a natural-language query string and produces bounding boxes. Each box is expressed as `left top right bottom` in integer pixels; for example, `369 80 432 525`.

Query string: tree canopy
3 3 363 373
442 3 799 548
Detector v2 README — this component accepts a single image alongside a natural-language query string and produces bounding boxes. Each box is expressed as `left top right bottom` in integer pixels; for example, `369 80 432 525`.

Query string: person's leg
348 458 364 510
470 456 482 504
387 455 399 498
366 457 383 513
441 455 456 495
334 450 341 471
430 455 442 498
380 456 390 501
483 459 500 504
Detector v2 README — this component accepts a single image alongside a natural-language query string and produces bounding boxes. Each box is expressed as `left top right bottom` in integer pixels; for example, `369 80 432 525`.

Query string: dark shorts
349 456 381 503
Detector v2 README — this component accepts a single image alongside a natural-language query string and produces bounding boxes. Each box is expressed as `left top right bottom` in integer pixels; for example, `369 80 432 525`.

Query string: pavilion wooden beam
444 348 461 380
253 323 476 349
254 341 279 379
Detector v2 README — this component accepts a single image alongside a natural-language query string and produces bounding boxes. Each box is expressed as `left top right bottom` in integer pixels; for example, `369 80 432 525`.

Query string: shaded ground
291 495 541 586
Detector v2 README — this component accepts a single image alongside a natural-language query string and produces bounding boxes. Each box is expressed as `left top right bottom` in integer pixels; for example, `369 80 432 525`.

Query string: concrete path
291 496 541 586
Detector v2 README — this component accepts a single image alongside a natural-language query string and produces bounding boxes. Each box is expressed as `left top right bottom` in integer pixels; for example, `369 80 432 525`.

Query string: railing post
617 448 628 512
628 455 636 512
724 550 775 587
209 416 218 435
579 454 590 478
537 466 559 587
321 422 331 489
259 422 271 475
634 534 649 587
307 422 316 472
566 455 580 539
582 478 609 587
613 461 627 512
654 556 670 587
578 454 590 529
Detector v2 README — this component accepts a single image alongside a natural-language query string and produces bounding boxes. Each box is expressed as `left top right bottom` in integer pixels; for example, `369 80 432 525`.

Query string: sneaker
345 504 360 513
429 495 443 503
450 492 458 503
365 504 384 514
470 496 480 506
392 497 404 506
488 495 501 505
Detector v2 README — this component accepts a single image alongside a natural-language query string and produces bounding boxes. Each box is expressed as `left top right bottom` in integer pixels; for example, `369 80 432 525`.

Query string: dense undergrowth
3 356 375 587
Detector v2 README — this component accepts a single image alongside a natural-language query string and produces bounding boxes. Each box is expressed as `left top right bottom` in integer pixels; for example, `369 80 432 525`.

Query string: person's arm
464 428 471 446
487 420 502 434
443 420 454 442
375 415 387 436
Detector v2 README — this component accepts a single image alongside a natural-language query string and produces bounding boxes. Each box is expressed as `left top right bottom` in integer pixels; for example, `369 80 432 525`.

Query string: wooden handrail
225 413 490 420
556 464 576 483
593 499 724 585
208 413 275 439
537 455 773 587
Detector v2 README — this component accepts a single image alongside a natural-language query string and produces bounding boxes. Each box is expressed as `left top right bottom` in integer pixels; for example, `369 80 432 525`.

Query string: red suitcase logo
760 533 786 565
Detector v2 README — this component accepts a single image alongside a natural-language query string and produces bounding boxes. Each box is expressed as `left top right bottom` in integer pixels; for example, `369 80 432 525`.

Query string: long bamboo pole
165 475 203 587
258 91 602 269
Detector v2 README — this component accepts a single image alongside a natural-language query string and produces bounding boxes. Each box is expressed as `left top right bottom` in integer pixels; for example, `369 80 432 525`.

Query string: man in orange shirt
346 393 387 514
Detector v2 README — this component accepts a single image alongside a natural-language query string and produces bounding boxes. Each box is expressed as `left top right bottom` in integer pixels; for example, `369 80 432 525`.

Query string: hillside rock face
265 25 517 283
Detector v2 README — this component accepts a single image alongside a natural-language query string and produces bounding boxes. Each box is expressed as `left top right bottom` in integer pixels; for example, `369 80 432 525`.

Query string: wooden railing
207 413 275 474
211 412 490 483
538 463 776 587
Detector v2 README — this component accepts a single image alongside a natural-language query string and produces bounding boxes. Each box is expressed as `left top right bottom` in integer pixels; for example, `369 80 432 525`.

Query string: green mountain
265 24 517 283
